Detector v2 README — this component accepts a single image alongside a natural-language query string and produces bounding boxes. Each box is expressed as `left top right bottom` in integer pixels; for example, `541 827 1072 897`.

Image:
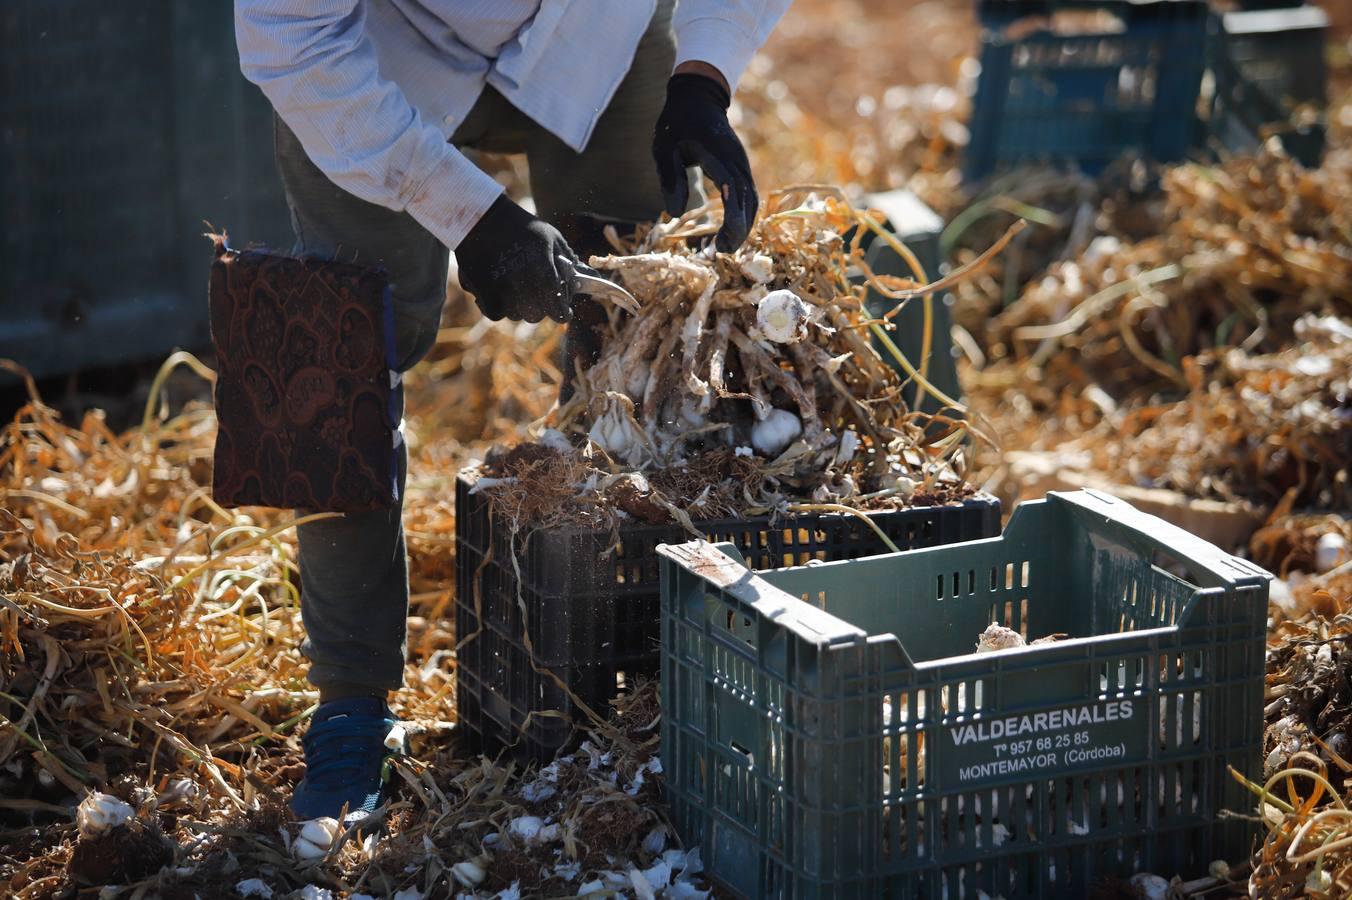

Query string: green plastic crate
658 489 1270 899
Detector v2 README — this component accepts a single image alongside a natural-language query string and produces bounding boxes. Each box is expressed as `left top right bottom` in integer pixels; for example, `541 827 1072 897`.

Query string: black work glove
456 195 578 323
652 73 758 253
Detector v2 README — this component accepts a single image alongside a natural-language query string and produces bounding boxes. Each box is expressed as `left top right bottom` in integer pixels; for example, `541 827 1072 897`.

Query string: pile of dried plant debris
1239 578 1352 900
0 368 693 900
971 146 1352 406
989 313 1350 517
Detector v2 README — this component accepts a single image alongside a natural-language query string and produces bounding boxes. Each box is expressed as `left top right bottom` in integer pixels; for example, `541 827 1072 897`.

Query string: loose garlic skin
751 409 802 457
833 431 860 465
755 290 811 344
976 624 1026 653
76 793 135 838
453 859 487 887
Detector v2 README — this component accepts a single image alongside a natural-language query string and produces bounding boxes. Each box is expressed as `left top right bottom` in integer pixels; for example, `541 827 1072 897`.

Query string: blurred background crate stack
660 490 1270 898
0 1 291 381
1207 3 1328 166
965 0 1211 181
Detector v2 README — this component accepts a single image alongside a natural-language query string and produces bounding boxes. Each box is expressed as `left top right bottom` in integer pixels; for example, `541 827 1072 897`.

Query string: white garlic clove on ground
751 409 802 457
452 859 487 887
1316 533 1348 572
293 817 340 861
509 815 544 842
755 290 811 344
154 777 198 807
1306 869 1333 894
76 792 135 838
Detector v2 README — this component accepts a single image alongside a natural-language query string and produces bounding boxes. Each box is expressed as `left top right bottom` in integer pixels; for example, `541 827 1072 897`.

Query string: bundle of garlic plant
533 186 1012 526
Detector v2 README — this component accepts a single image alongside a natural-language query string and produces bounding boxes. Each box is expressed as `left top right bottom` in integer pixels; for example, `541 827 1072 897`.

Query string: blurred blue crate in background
965 0 1211 181
1 1 291 381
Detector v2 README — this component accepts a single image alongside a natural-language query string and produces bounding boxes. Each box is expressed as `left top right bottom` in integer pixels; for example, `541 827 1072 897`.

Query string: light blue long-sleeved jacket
235 1 790 249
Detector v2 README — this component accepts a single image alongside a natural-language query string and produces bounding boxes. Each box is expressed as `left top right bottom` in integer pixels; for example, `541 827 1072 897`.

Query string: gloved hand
457 195 578 323
652 72 758 253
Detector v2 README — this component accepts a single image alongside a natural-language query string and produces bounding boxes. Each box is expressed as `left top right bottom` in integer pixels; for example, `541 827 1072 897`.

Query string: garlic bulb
588 393 648 465
881 469 917 498
755 290 811 344
751 409 802 457
739 253 775 285
292 817 340 861
76 792 135 837
1317 533 1348 573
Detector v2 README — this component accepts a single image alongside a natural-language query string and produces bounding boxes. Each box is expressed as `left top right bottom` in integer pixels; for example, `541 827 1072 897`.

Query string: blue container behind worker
0 2 291 381
965 0 1211 180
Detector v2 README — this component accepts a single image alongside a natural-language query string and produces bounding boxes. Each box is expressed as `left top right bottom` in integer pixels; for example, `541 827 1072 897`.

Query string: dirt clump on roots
68 819 174 886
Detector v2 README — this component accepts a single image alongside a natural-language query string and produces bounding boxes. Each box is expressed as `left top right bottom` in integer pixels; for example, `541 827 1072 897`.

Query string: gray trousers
275 4 674 696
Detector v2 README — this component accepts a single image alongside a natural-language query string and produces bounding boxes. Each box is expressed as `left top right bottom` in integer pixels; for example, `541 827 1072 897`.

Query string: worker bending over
234 0 790 820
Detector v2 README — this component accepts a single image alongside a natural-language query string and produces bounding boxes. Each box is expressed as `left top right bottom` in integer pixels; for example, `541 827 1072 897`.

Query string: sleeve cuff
674 18 759 94
403 151 505 250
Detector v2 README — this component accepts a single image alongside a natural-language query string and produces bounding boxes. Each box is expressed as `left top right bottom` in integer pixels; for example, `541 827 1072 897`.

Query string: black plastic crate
965 0 1210 180
660 490 1270 898
1207 5 1327 167
455 473 1001 765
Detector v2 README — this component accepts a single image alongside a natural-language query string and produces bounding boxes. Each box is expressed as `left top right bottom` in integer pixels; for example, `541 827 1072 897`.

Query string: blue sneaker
291 697 404 821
